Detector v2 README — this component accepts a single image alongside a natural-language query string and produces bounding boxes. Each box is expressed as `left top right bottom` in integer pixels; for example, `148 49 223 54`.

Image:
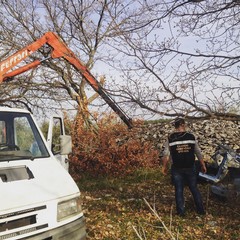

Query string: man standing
162 118 207 216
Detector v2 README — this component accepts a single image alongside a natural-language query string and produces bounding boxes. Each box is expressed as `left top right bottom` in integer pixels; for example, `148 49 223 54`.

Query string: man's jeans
171 166 205 215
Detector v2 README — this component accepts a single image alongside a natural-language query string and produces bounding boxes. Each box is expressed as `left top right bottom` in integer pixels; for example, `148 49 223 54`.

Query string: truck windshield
0 111 49 161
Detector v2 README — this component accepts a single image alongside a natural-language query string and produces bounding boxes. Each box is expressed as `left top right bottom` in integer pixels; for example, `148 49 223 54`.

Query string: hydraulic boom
0 32 132 128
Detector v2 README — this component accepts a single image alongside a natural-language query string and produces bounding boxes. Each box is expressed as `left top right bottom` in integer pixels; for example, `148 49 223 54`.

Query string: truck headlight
57 197 82 222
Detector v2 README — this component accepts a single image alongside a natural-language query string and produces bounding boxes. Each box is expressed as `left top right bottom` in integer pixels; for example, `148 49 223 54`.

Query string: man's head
173 118 185 129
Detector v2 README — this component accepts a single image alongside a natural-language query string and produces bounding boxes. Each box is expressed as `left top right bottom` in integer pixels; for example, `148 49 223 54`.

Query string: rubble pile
139 119 240 159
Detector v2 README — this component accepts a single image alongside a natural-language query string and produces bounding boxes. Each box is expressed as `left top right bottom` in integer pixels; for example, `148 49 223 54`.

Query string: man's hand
200 161 207 173
162 166 168 175
162 156 169 175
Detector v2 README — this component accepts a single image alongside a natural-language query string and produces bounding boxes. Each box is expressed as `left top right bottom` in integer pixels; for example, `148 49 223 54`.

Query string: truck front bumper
25 216 86 240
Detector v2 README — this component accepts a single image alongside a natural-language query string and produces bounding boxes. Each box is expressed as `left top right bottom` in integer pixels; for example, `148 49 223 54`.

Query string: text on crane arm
0 49 33 73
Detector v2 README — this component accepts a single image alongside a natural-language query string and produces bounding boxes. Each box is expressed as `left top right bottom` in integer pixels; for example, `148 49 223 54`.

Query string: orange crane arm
0 32 132 128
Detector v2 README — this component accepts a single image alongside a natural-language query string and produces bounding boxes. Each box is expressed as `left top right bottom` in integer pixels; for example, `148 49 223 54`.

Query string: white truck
0 107 86 239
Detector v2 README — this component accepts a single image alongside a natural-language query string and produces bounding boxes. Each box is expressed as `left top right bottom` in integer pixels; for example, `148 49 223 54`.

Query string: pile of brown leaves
69 115 159 179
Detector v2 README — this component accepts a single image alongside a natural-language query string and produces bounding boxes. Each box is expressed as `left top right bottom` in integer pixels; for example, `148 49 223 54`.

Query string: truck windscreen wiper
0 151 35 161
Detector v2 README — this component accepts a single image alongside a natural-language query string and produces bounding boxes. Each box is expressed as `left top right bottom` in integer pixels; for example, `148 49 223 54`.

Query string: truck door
47 116 71 171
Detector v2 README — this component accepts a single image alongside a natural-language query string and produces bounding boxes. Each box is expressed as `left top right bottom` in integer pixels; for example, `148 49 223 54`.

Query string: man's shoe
197 210 206 215
177 212 185 217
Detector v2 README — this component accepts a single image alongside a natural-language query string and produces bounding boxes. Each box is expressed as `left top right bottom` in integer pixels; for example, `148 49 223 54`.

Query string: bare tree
105 0 240 121
0 0 239 124
0 0 136 126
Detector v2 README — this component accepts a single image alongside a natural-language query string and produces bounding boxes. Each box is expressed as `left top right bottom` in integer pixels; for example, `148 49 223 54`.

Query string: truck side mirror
60 135 72 155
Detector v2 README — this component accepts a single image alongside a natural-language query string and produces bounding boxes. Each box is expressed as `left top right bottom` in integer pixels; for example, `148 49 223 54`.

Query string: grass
77 168 240 240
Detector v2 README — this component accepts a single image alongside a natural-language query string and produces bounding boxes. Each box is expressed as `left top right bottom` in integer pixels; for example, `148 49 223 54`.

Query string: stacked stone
138 119 240 160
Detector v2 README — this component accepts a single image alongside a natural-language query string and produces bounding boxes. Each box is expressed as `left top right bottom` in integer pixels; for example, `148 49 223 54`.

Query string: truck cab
0 107 86 240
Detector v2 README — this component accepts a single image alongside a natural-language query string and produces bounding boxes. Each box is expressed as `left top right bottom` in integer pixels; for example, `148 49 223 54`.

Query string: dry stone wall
139 119 240 160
